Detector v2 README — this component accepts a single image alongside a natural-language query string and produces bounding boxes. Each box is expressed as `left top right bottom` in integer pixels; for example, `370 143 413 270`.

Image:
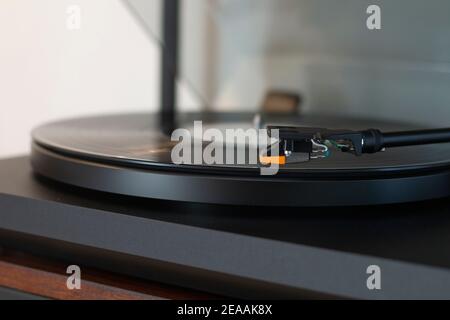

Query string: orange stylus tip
259 156 287 165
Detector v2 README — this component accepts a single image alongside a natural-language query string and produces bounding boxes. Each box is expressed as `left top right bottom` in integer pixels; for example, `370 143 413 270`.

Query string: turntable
30 112 450 207
3 0 450 299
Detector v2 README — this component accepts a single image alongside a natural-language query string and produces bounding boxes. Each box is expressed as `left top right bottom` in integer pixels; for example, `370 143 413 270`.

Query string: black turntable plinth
2 156 450 299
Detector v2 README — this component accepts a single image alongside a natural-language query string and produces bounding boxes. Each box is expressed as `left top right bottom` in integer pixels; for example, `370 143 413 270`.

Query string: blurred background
0 0 161 158
2 0 450 158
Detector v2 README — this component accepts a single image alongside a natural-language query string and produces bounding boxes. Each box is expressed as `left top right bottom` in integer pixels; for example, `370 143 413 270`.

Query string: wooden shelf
0 248 216 300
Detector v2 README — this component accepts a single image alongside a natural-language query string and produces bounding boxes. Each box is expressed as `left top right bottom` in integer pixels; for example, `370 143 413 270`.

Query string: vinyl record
31 112 450 206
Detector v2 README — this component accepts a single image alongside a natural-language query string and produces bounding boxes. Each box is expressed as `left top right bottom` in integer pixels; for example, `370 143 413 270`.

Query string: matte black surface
31 113 450 206
160 0 179 134
0 287 47 300
2 157 450 298
383 128 450 147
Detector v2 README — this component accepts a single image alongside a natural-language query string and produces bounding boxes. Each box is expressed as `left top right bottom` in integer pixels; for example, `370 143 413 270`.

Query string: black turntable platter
31 112 450 207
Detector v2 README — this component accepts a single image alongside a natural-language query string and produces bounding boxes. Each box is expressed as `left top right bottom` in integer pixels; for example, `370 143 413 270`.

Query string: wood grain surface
0 248 216 300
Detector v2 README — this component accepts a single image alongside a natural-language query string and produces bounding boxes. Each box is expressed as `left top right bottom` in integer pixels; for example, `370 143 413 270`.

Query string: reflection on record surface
32 113 450 175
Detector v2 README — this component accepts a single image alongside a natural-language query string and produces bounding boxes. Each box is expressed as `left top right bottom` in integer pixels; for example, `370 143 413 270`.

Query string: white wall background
0 0 161 158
